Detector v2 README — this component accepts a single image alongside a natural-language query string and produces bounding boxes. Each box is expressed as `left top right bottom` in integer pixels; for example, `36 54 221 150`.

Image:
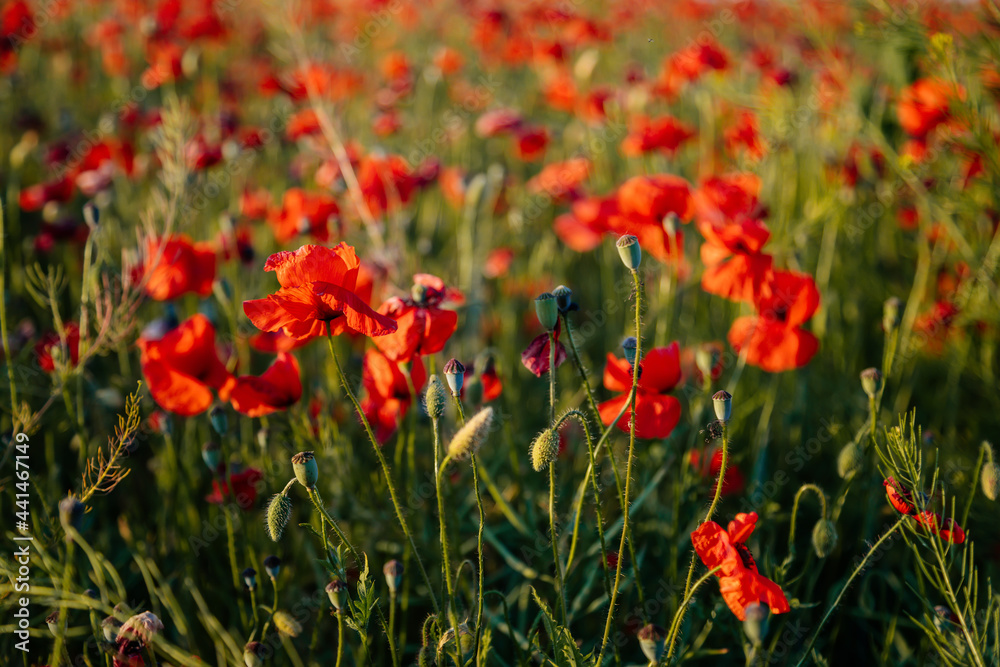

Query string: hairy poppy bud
622 336 638 367
552 284 573 312
383 560 404 595
811 520 838 558
242 567 257 590
202 441 221 471
244 641 267 667
616 234 641 269
263 555 281 579
272 611 302 637
860 368 882 399
743 602 769 644
325 580 348 611
437 623 475 660
265 493 293 542
444 358 465 396
883 296 902 333
447 407 494 459
291 451 318 488
982 460 999 502
425 375 447 419
637 624 666 663
837 442 864 478
713 390 732 422
531 428 560 471
101 615 121 642
534 292 559 332
210 404 228 435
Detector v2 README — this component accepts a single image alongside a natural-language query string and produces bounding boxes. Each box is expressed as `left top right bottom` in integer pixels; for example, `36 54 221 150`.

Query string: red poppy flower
689 447 745 496
554 195 618 252
219 352 302 417
897 78 965 139
475 108 524 137
698 217 773 303
356 154 425 217
36 322 80 373
691 174 762 225
521 321 568 378
138 314 233 417
527 158 591 202
248 330 311 354
724 110 767 161
621 115 696 157
691 512 790 621
361 349 427 444
267 188 339 244
243 244 398 341
462 357 503 403
206 466 264 509
914 511 966 544
515 126 550 161
137 235 217 302
19 177 75 212
598 343 683 440
374 274 461 363
727 270 820 373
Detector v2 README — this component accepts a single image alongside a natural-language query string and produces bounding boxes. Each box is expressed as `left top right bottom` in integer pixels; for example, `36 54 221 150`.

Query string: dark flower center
735 542 756 570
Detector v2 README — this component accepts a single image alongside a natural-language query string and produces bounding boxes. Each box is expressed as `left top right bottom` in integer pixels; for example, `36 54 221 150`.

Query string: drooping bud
443 358 465 396
616 234 641 270
425 375 447 419
531 428 560 471
637 624 666 663
263 555 281 579
202 441 221 471
713 390 732 422
291 451 318 488
622 336 638 367
325 580 348 612
883 297 902 333
743 602 769 644
837 442 864 478
272 611 302 637
811 520 838 558
244 641 267 667
552 284 573 312
860 368 882 399
210 404 228 435
265 493 293 542
534 292 559 332
383 560 404 595
242 567 257 590
981 458 999 502
447 407 494 459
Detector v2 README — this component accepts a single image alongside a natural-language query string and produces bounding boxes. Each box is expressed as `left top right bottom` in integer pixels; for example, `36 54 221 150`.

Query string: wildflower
637 624 666 663
914 511 966 544
243 244 397 341
244 642 267 667
374 274 462 363
220 352 303 417
713 390 732 421
621 114 695 157
35 323 81 373
521 320 567 378
361 349 427 444
263 555 281 579
326 580 348 612
242 567 257 590
897 78 965 138
883 476 919 515
265 493 293 542
616 234 642 270
115 612 164 667
860 368 882 398
691 512 790 621
697 217 773 303
599 343 683 440
206 466 264 509
689 447 745 496
136 235 217 301
443 358 465 396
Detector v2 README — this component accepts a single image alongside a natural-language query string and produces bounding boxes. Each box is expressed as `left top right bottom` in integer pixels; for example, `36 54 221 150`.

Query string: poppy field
3 0 1000 665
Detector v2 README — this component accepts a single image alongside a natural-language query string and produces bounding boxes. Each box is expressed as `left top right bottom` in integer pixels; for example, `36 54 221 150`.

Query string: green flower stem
453 394 466 425
435 452 462 667
663 565 723 661
703 421 729 525
307 487 363 568
50 538 75 666
249 587 260 638
961 441 991 526
0 199 17 412
326 332 440 615
787 484 828 555
335 610 345 667
471 452 486 664
546 329 568 627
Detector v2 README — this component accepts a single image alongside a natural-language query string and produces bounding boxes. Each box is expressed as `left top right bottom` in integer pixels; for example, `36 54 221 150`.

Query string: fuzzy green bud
713 390 732 422
622 336 638 367
743 602 769 644
860 368 882 399
883 296 902 333
265 493 293 542
637 624 666 663
447 407 494 459
325 580 348 611
616 234 641 269
982 460 1000 502
531 428 560 471
383 559 404 595
291 451 318 488
437 623 475 660
534 292 559 331
272 611 301 637
837 442 864 478
811 519 838 558
425 375 447 419
443 358 465 396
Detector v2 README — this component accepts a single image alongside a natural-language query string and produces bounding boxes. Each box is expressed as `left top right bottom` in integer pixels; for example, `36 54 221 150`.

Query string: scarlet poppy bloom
138 314 233 417
727 270 820 373
374 274 461 363
897 78 965 139
527 157 591 202
137 235 217 302
267 188 339 244
914 511 966 544
475 108 524 137
553 195 618 252
724 110 767 161
219 352 302 417
698 217 773 303
243 244 398 341
691 512 790 621
521 321 568 378
36 322 80 373
621 115 696 157
206 465 264 509
19 177 75 212
598 343 683 440
361 349 427 444
462 357 503 403
248 330 311 354
691 173 763 225
689 447 745 496
514 126 550 161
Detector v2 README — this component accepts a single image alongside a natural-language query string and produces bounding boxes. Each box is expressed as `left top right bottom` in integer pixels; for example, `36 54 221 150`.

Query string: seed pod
272 610 302 637
637 624 666 663
265 493 293 542
531 428 560 472
242 567 257 590
743 602 769 644
202 441 221 471
811 520 838 558
244 641 267 667
291 451 318 488
982 461 999 501
837 442 864 478
447 407 494 459
210 404 228 435
383 560 404 595
712 390 732 422
425 375 447 419
444 358 465 396
534 292 559 332
616 234 641 269
622 336 638 367
860 368 882 399
325 579 348 612
552 284 573 312
46 611 61 636
263 555 281 579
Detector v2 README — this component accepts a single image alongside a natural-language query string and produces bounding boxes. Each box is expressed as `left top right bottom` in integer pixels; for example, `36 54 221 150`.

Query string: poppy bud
534 292 559 332
242 567 257 590
444 358 465 396
425 375 447 419
383 559 404 595
263 555 281 579
244 641 267 667
712 390 732 422
46 610 61 636
622 336 638 367
437 623 475 660
552 284 573 312
272 610 302 637
101 615 121 642
418 646 433 667
811 520 838 558
616 234 641 269
743 602 769 644
202 441 221 471
883 297 902 333
325 579 348 611
83 201 99 228
265 493 293 542
447 407 494 459
210 404 228 435
58 495 85 532
982 460 999 502
637 624 666 663
531 428 559 471
291 451 318 488
837 442 864 479
860 368 882 399
257 428 269 450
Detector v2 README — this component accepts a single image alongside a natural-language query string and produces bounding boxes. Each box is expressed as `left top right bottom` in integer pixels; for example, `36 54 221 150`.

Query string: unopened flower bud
101 615 121 642
743 602 769 644
837 442 863 478
444 358 465 396
291 451 318 488
263 555 281 579
425 375 447 419
202 441 221 471
242 567 257 590
981 460 999 501
531 428 560 471
326 579 348 611
616 234 641 269
637 624 666 663
447 407 494 459
622 337 638 367
256 428 269 450
552 284 573 312
860 368 882 399
383 560 404 595
46 611 61 636
811 519 838 558
244 641 267 667
713 390 732 422
437 624 475 660
265 493 293 542
272 611 301 637
210 404 228 435
883 297 902 333
534 292 559 331
59 495 85 532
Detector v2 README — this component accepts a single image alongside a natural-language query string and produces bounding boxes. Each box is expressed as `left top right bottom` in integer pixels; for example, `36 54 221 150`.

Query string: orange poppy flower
621 115 696 157
724 110 767 161
698 217 773 303
691 512 790 621
373 274 461 363
914 511 966 544
689 447 745 496
138 314 233 417
727 270 820 372
267 188 339 244
361 348 427 444
527 157 591 202
243 244 398 341
138 235 217 302
598 343 683 440
36 322 81 373
219 352 302 417
515 126 550 162
897 78 965 139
